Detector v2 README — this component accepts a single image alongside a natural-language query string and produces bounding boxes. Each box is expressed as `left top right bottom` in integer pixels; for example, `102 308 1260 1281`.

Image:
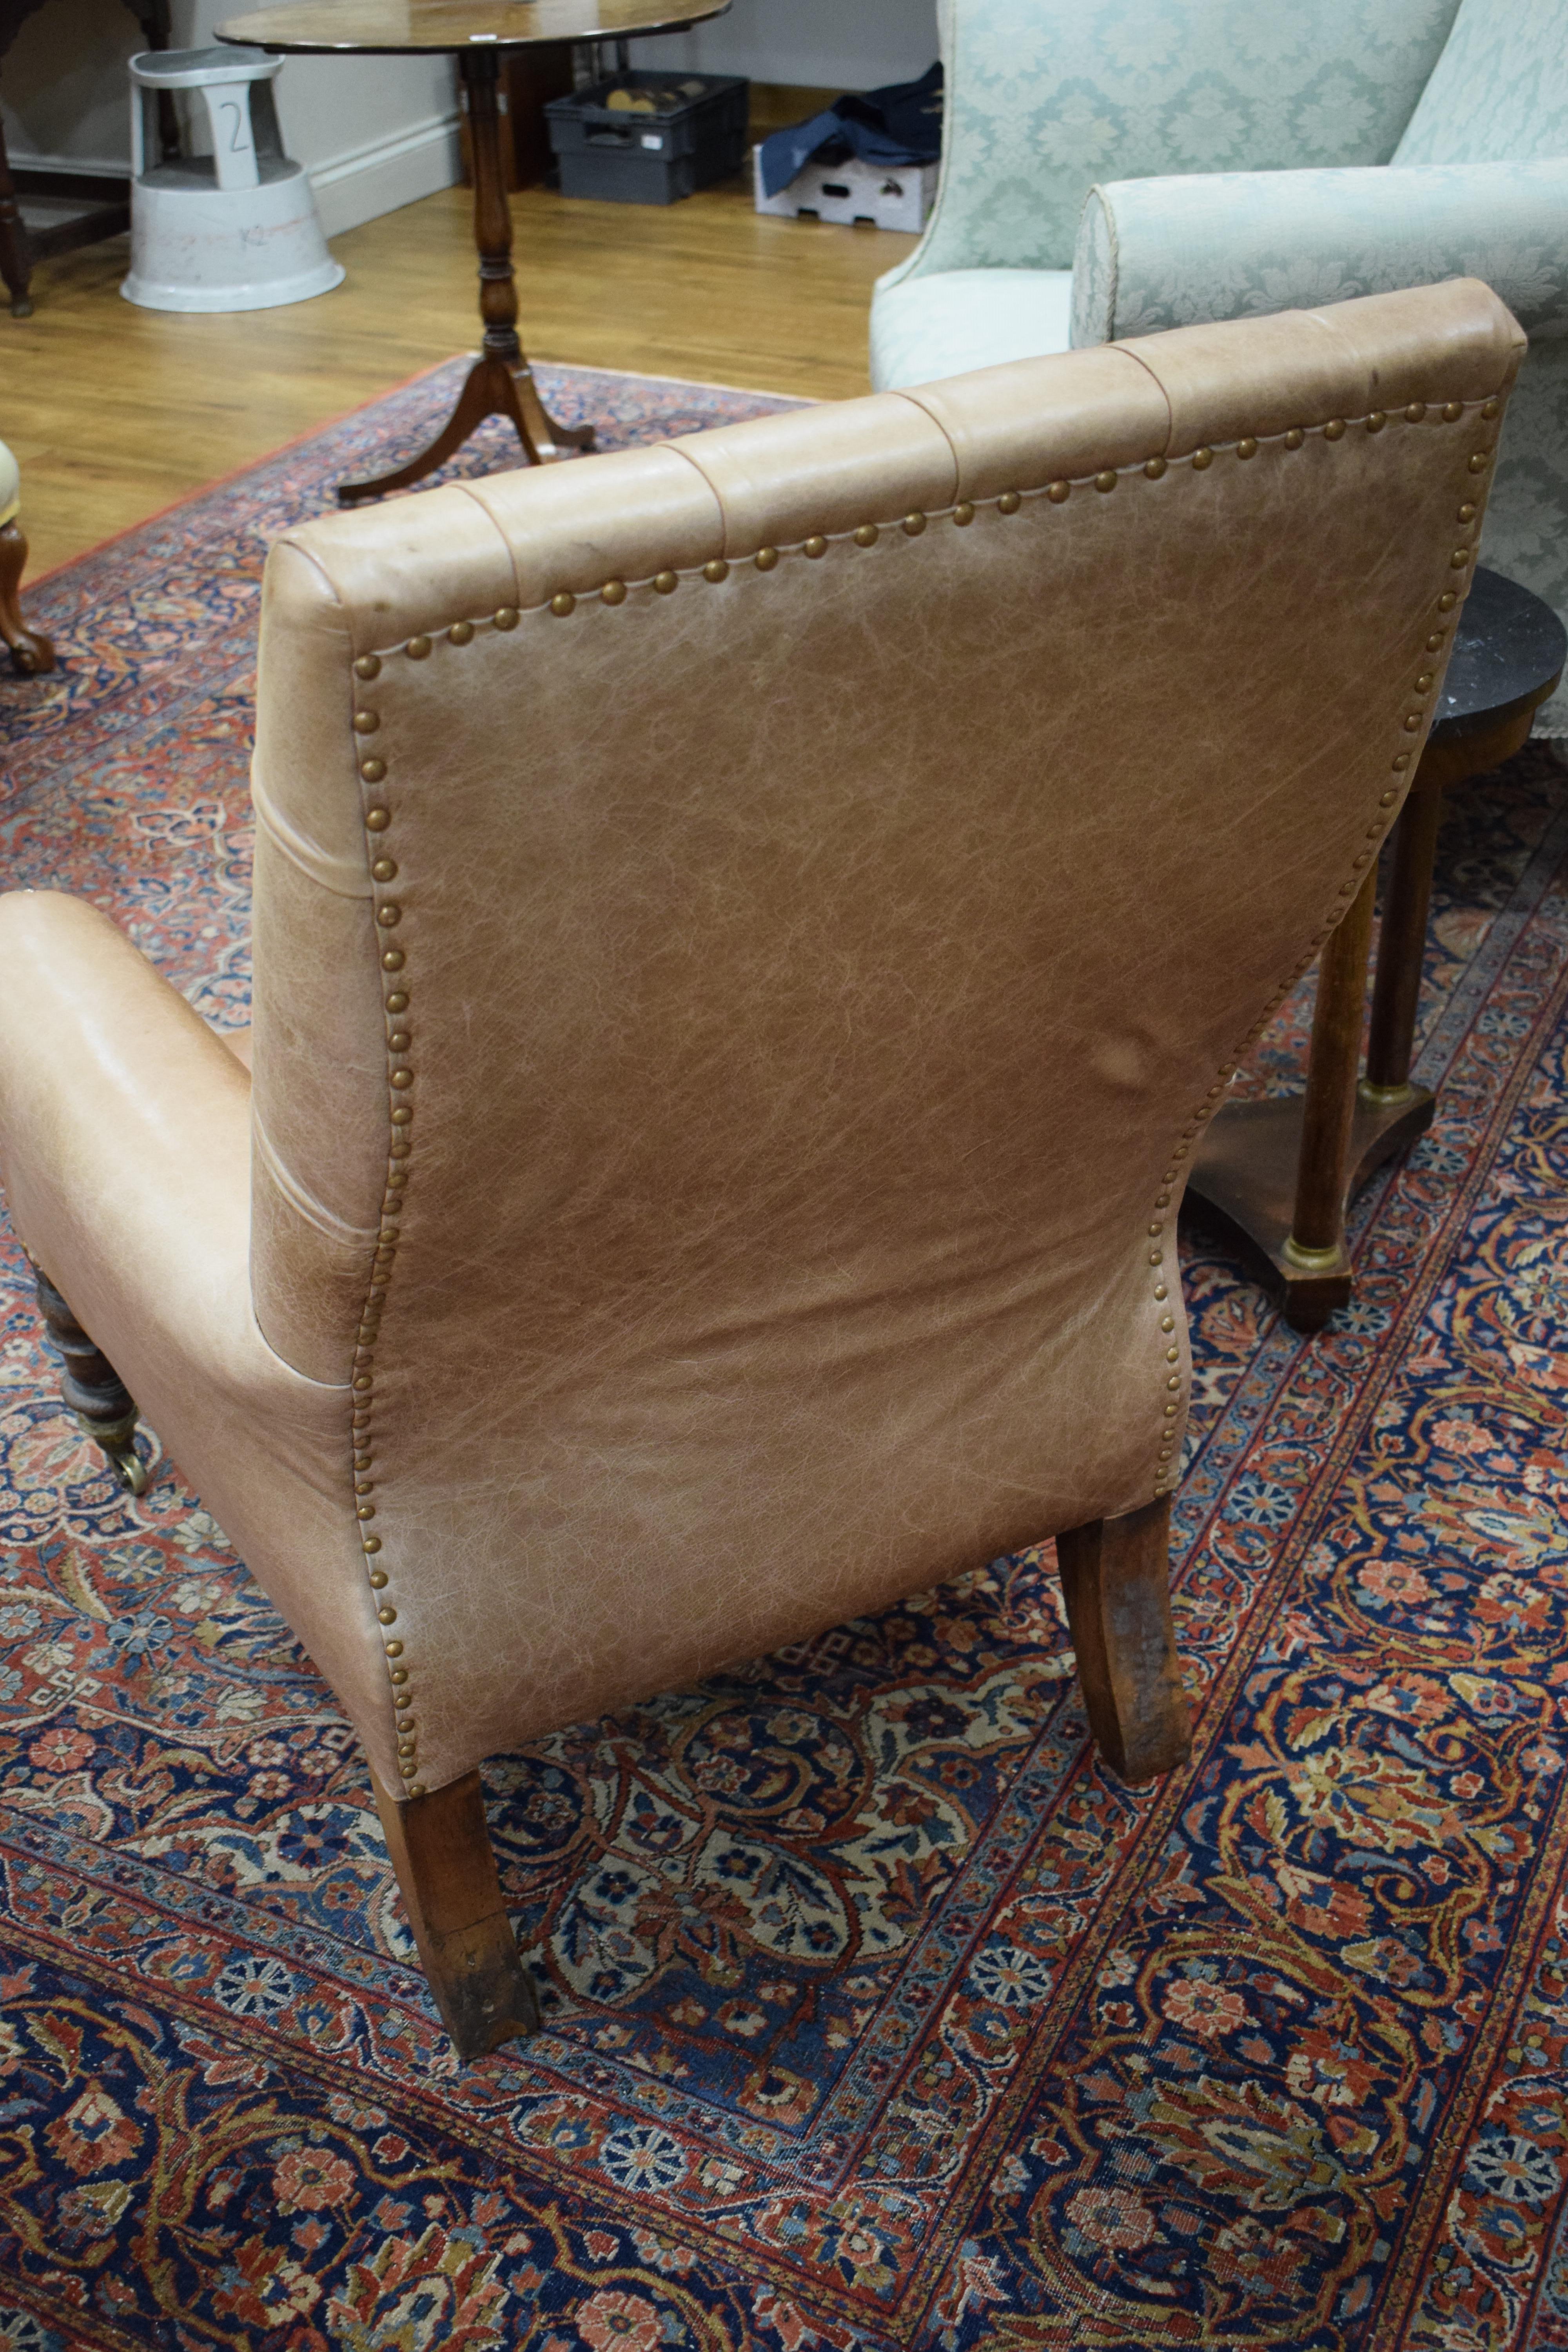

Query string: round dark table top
216 0 728 53
1435 564 1566 746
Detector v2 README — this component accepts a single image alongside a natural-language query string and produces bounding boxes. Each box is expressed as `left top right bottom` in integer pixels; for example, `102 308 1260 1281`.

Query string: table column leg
338 51 593 506
1363 780 1445 1104
1280 867 1377 1278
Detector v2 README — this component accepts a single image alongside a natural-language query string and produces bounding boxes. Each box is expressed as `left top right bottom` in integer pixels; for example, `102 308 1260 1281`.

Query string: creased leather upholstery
0 283 1523 1800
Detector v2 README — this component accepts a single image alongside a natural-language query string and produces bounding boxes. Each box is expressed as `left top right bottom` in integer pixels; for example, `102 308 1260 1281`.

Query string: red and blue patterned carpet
1 358 1567 2350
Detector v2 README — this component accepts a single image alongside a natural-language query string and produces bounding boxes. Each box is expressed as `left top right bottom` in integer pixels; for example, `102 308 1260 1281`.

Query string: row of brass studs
1144 392 1501 1501
365 401 1493 651
350 651 423 1799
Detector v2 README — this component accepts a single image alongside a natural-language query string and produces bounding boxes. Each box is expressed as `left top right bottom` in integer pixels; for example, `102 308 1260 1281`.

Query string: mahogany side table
1186 565 1566 1332
216 0 731 503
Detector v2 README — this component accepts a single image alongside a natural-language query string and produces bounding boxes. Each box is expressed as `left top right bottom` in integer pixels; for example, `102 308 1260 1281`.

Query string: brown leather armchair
0 279 1522 2061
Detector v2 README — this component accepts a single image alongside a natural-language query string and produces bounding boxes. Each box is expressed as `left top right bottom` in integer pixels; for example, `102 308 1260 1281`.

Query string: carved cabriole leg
370 1766 541 2061
1056 1496 1191 1785
31 1262 147 1495
0 519 56 675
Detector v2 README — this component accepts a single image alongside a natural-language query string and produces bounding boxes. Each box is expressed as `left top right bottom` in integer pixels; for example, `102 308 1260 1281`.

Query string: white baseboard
308 109 462 237
4 110 461 238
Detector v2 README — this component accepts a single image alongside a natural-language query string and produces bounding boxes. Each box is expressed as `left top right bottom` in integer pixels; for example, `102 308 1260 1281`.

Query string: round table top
217 0 729 52
1436 564 1566 744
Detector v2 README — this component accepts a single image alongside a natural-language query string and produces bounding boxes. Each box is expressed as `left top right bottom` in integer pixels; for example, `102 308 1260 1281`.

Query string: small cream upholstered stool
121 47 343 314
0 440 55 677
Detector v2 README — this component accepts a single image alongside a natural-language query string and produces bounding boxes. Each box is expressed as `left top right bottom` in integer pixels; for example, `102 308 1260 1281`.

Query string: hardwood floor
4 178 915 579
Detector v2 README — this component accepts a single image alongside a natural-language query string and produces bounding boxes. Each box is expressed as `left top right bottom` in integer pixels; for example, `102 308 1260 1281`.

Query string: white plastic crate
752 144 937 232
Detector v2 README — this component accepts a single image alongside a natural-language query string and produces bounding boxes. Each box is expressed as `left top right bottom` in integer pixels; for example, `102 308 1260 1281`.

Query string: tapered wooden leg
0 520 55 675
31 1263 147 1495
1056 1497 1191 1784
371 1766 541 2061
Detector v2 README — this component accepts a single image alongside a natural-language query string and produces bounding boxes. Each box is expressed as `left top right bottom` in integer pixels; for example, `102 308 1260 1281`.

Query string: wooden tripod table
1187 566 1566 1332
216 0 731 504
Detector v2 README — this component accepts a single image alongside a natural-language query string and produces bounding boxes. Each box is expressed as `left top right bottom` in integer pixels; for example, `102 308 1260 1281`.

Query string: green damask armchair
871 0 1568 734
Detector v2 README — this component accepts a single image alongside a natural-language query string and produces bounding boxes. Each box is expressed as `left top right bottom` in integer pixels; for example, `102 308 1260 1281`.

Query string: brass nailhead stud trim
365 806 390 830
355 655 381 681
361 759 387 784
855 522 881 544
803 535 827 559
356 1503 375 1520
1283 428 1304 450
1442 401 1464 422
494 606 519 630
1451 550 1470 569
1323 419 1346 441
755 547 779 571
1482 397 1500 419
550 592 576 617
1458 503 1477 523
448 620 475 645
1367 412 1386 434
653 570 679 595
390 1668 408 1685
1236 438 1258 460
1467 455 1488 475
406 636 432 659
704 559 730 582
368 1569 387 1588
382 948 405 971
1403 714 1422 731
390 1106 412 1126
997 492 1022 515
385 1639 403 1657
1149 1250 1163 1266
378 1606 397 1624
390 1069 413 1090
1144 456 1166 479
1392 753 1411 771
372 858 397 882
1191 447 1214 470
399 1760 418 1778
1426 633 1444 652
1405 403 1426 424
601 579 628 605
1094 470 1118 491
903 511 927 534
1046 481 1069 504
1380 790 1398 806
353 711 379 735
1166 1375 1180 1391
395 1691 412 1709
352 1374 372 1392
1439 592 1457 610
1416 672 1434 692
1154 1285 1168 1301
1163 1403 1178 1417
363 1535 382 1553
1148 1223 1163 1237
950 507 973 529
1339 881 1356 896
387 991 409 1012
389 1032 410 1052
377 904 401 927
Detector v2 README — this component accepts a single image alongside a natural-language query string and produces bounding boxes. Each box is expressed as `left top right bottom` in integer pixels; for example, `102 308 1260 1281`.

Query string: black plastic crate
546 70 749 205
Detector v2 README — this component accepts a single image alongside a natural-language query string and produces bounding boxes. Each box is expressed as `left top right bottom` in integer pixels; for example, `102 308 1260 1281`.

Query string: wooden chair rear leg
31 1262 147 1495
1056 1496 1191 1784
0 520 56 675
371 1767 541 2061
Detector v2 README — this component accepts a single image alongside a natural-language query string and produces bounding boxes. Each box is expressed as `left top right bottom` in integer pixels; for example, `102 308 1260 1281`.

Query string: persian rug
0 356 1566 2352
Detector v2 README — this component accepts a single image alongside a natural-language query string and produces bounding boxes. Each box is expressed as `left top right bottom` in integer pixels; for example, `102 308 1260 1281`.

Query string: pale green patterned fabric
871 268 1073 392
1071 164 1568 343
878 0 1461 294
1396 0 1568 163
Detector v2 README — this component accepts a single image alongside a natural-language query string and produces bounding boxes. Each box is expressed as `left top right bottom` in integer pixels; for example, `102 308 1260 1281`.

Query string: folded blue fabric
758 62 942 201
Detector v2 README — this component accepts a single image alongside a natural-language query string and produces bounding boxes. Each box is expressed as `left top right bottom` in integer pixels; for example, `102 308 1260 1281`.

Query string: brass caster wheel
104 1445 149 1497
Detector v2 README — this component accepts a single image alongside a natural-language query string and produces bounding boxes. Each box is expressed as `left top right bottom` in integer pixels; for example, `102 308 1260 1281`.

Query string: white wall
0 0 461 235
630 0 940 90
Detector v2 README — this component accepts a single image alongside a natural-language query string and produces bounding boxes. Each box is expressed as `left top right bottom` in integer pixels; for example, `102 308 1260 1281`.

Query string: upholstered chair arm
1071 161 1568 348
0 890 399 1786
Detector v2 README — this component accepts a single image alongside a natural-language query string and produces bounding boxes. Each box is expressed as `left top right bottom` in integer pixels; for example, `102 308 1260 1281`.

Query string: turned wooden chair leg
371 1766 541 2061
0 518 56 675
31 1262 148 1495
1056 1495 1191 1784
